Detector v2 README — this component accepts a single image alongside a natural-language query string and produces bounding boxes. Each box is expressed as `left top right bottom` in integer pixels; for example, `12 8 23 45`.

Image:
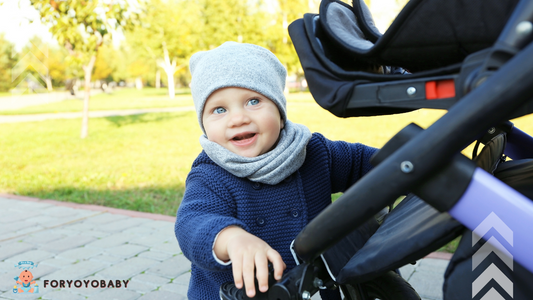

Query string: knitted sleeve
321 134 378 193
175 167 248 272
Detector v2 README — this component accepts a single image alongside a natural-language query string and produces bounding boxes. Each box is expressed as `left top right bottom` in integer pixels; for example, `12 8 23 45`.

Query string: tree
29 0 143 138
47 45 69 88
269 0 310 74
195 0 271 49
0 34 18 92
93 44 120 83
127 0 202 98
17 36 68 91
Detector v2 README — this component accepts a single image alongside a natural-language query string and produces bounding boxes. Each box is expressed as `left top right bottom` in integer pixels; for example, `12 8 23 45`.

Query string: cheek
264 117 283 139
204 124 224 143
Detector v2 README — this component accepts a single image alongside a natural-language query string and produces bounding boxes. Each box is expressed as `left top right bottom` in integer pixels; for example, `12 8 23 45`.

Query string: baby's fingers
242 252 257 298
267 249 286 281
231 254 243 289
255 253 270 293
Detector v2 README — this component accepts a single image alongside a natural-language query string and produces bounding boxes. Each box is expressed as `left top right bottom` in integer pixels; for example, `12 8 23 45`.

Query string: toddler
175 42 377 300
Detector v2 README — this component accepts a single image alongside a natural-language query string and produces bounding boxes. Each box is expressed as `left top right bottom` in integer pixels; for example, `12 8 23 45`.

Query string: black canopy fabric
288 0 519 118
332 194 463 284
289 16 460 118
319 0 519 72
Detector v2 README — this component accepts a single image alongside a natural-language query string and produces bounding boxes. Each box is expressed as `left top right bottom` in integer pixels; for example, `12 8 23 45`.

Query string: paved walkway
0 92 76 111
0 91 105 111
0 107 196 124
0 194 450 300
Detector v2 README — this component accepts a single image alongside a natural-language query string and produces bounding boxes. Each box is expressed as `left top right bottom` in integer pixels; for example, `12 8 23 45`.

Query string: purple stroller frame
450 130 533 274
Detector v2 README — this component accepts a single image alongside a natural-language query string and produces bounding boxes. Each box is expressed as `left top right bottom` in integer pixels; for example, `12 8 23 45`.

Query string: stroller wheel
360 271 421 300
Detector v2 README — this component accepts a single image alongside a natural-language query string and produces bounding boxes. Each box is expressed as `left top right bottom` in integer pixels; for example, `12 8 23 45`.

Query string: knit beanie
189 42 288 134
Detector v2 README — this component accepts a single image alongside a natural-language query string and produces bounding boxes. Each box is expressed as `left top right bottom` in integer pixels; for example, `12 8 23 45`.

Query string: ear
280 118 285 129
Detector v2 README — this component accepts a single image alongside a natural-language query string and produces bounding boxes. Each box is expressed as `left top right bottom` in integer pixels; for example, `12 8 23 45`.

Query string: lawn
1 91 532 252
0 92 448 214
0 88 193 115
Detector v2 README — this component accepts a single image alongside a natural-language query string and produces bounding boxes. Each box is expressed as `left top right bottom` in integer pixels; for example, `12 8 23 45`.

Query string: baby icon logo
13 261 39 294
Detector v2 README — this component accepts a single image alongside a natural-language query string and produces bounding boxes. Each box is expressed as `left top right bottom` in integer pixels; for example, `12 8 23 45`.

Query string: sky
0 0 405 51
0 0 56 50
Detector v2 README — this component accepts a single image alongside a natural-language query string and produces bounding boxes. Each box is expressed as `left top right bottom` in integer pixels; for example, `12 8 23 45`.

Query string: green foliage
125 0 202 85
0 34 18 92
267 0 310 75
16 36 69 89
93 44 121 81
29 0 144 72
125 0 312 87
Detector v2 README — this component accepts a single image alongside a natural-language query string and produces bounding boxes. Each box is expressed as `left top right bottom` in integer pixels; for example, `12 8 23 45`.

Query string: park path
0 90 198 124
0 90 104 111
0 91 76 111
0 107 195 124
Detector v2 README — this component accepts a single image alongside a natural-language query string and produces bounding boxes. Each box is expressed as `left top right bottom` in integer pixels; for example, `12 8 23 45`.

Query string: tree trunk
81 55 96 139
135 77 143 89
159 64 176 99
45 76 53 91
155 70 161 89
159 42 177 99
166 71 175 98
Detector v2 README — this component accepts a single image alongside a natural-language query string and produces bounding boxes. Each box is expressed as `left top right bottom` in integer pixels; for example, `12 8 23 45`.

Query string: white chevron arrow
480 287 506 300
12 73 46 95
472 236 513 271
472 263 513 298
472 212 513 247
29 39 49 59
11 52 48 82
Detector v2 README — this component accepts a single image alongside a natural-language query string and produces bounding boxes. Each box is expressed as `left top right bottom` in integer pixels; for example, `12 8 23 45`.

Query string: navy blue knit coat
175 133 377 300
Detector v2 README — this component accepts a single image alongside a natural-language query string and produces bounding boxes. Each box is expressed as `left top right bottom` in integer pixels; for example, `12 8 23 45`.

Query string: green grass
0 88 193 115
438 236 462 253
1 91 532 253
0 111 202 216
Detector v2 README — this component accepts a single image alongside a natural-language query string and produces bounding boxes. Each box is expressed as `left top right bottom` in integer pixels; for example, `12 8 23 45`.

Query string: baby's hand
214 226 286 298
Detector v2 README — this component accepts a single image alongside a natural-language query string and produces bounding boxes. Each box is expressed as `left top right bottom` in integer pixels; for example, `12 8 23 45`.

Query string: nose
227 109 251 127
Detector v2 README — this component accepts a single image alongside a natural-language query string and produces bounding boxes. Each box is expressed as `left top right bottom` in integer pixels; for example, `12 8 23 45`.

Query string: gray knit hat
189 42 287 134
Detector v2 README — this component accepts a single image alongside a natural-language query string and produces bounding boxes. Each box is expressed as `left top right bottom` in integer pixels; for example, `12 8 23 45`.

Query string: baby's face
19 270 33 284
202 87 284 157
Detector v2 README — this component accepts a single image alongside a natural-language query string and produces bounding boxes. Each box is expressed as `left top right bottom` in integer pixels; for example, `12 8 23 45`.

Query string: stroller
220 0 533 299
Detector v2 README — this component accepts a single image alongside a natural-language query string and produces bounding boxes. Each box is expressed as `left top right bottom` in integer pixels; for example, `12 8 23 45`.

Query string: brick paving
0 195 188 300
0 194 449 300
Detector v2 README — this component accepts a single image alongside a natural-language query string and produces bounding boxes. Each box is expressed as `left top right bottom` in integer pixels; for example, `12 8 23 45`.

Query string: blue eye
213 107 226 114
247 98 260 106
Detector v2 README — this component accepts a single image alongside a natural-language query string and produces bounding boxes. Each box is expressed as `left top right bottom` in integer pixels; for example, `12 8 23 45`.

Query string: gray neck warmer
199 120 312 185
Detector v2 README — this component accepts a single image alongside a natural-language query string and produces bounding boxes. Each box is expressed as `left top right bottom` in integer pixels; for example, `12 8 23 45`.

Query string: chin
238 152 258 158
232 149 260 157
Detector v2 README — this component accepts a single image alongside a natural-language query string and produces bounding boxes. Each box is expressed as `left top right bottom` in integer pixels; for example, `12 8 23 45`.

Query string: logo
472 212 513 299
11 260 130 293
13 261 39 294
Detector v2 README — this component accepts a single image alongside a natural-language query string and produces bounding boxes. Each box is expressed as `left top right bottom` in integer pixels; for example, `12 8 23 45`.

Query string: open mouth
232 132 256 141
